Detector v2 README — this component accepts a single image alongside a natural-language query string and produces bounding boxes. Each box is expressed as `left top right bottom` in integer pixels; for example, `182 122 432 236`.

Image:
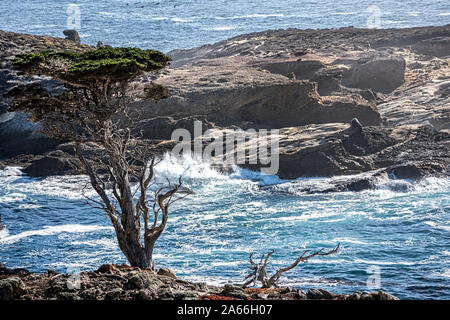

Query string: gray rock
0 280 15 300
223 284 245 292
389 162 447 180
80 287 101 300
136 289 155 300
175 290 200 300
346 56 406 93
126 272 160 290
157 268 177 280
377 290 399 300
57 291 80 300
0 277 26 300
307 288 334 300
252 292 269 300
63 30 81 44
412 37 450 57
104 288 123 300
221 284 248 299
360 291 374 300
158 286 175 300
22 153 78 177
347 292 361 300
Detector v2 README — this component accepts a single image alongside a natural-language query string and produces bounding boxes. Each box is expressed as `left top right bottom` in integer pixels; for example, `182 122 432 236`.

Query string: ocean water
0 155 449 300
0 0 449 52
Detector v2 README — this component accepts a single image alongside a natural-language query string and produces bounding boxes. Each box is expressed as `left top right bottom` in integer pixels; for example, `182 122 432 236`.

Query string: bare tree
243 243 340 288
6 47 189 270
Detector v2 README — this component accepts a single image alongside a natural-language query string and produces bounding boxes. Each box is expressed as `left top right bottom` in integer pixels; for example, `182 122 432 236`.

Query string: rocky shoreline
0 26 448 301
0 25 449 191
0 263 398 301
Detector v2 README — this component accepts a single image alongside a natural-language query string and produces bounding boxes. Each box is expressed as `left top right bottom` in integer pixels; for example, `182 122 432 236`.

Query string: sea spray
0 156 449 299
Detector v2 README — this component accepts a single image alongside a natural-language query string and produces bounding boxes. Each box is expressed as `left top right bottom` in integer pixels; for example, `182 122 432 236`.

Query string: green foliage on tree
7 47 187 270
13 47 170 78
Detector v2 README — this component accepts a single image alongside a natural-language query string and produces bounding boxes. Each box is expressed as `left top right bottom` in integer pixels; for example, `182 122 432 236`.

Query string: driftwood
243 243 340 288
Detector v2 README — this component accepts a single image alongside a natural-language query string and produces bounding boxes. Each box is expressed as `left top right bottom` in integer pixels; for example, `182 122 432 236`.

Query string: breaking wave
0 225 113 244
0 154 449 299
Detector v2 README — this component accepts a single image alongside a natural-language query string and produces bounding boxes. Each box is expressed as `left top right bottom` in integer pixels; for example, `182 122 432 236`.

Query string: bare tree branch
243 243 340 288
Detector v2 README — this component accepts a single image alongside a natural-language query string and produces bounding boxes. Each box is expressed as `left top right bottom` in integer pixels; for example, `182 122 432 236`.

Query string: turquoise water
1 155 449 299
0 0 449 52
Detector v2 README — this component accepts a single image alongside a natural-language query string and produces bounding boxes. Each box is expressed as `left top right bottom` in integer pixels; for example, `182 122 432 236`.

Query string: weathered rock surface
0 25 449 182
157 268 177 280
345 55 406 93
63 30 81 44
0 277 26 300
0 30 91 160
130 66 381 128
22 151 79 177
0 264 399 300
206 123 448 180
412 37 450 57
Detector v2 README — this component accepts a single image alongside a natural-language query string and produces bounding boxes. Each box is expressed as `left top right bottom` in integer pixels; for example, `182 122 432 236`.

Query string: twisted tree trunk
7 46 182 270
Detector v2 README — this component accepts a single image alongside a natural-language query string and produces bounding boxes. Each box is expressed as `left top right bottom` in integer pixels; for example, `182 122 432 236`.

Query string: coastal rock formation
0 25 449 184
0 277 26 300
22 151 79 177
345 55 406 93
63 30 81 44
0 264 399 300
0 30 91 159
130 66 381 128
412 37 450 57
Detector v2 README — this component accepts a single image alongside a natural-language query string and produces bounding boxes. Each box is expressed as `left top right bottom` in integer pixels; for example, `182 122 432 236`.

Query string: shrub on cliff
6 47 190 270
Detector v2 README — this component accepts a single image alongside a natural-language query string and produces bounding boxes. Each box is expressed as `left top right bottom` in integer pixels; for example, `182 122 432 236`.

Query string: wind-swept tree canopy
8 47 170 141
12 47 170 83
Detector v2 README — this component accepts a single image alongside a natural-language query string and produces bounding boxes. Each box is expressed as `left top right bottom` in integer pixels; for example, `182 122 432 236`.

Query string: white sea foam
209 261 242 267
0 228 8 239
264 168 450 197
154 153 232 181
171 17 194 23
272 210 339 222
0 166 23 178
2 157 448 203
236 168 286 186
441 269 450 278
98 11 114 16
0 193 27 203
354 259 416 266
330 238 369 245
151 17 169 21
424 221 450 232
215 13 284 20
330 12 356 15
17 203 42 210
0 224 113 244
209 26 235 31
307 258 346 264
0 167 95 200
284 276 344 287
71 238 117 249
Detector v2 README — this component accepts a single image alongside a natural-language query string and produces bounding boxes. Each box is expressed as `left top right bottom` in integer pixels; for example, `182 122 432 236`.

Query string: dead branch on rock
243 243 340 288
